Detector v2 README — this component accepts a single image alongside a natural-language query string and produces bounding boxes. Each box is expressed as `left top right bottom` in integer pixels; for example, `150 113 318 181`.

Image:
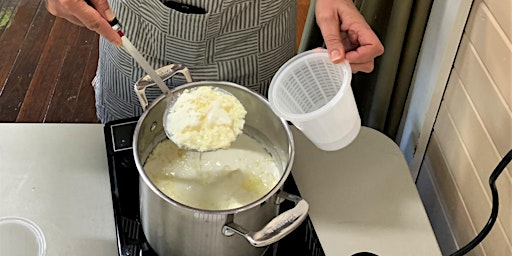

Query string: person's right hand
315 0 384 73
45 0 122 46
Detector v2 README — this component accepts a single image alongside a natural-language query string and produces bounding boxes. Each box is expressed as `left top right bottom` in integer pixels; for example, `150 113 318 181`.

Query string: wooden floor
0 0 310 123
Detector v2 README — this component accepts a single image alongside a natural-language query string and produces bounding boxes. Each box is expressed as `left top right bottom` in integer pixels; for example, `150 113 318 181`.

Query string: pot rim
133 81 295 214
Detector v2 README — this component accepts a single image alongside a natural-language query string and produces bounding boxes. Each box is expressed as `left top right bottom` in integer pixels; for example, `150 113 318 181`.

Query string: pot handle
134 63 193 110
222 191 309 247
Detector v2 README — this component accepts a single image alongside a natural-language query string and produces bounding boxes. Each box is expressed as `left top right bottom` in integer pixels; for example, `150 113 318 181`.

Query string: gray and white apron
93 0 297 123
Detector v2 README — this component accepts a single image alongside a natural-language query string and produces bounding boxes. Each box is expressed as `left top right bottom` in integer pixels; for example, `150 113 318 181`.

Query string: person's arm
45 0 122 46
315 0 384 73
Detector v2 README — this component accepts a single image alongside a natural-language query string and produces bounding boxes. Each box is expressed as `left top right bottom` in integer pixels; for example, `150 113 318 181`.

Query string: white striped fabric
93 0 297 123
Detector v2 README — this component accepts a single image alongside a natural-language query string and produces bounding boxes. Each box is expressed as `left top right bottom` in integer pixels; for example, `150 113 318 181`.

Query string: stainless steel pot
133 64 309 256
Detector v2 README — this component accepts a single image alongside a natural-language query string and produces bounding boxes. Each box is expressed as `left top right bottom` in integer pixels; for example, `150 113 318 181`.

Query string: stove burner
104 118 325 256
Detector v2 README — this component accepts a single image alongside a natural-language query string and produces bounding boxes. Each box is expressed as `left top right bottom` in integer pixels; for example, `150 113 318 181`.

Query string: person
45 0 384 123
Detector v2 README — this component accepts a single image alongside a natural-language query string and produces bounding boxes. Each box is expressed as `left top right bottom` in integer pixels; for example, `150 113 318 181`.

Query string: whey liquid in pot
144 129 281 210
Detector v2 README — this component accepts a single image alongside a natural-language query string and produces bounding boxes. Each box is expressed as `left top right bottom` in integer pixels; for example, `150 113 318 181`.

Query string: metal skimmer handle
134 64 193 110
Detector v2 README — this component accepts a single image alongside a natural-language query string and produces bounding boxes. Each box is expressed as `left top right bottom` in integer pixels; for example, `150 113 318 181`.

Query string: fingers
45 0 122 46
88 0 116 21
345 41 381 73
349 62 375 73
316 10 346 64
72 1 122 45
345 30 383 73
65 15 85 27
345 26 384 61
315 0 384 73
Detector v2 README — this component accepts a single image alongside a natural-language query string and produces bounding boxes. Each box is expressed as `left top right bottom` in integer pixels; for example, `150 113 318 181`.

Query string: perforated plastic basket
269 49 360 151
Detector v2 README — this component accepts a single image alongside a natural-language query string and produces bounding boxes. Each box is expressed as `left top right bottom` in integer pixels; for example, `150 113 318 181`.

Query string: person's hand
45 0 122 46
315 0 384 73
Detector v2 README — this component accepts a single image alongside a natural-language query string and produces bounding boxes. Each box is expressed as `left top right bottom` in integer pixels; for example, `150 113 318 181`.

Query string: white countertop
0 124 117 256
0 123 441 256
291 126 441 255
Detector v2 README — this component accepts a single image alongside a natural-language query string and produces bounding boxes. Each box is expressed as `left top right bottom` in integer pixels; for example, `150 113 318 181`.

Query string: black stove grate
104 118 325 256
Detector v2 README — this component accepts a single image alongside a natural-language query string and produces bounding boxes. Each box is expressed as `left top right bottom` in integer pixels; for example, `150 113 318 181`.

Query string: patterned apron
93 0 297 123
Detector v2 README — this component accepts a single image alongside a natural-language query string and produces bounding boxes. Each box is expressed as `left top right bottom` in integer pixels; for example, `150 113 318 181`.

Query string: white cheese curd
144 134 280 210
165 86 247 152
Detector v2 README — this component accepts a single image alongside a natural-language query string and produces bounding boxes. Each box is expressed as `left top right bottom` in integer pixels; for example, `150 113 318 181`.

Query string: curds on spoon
87 2 246 152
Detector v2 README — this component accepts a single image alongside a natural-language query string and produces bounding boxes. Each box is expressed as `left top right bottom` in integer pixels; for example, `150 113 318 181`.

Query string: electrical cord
449 149 512 256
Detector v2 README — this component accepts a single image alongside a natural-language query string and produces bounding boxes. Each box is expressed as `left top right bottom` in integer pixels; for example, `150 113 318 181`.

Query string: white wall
415 0 512 254
397 0 473 180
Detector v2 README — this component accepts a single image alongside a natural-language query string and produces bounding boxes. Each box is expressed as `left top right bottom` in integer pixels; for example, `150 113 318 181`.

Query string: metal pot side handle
134 63 193 110
222 191 309 247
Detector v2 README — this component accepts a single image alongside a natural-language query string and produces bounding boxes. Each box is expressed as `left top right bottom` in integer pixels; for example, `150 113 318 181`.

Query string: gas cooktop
104 118 325 256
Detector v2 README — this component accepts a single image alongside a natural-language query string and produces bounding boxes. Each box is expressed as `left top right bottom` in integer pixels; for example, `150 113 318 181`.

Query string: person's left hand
315 0 384 73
